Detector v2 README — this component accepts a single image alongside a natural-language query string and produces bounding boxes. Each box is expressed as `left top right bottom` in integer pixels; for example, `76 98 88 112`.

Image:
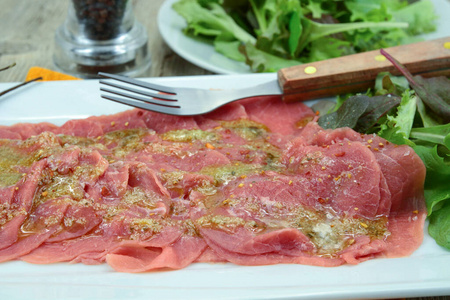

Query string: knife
278 37 450 102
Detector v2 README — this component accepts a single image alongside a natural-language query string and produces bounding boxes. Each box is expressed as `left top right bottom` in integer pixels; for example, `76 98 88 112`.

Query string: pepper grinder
54 0 151 78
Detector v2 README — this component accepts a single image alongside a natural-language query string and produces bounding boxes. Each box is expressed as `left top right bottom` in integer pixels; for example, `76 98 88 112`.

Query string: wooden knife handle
278 37 450 102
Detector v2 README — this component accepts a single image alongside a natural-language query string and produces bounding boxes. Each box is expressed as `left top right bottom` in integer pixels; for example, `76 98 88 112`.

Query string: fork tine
100 87 180 107
101 94 182 115
99 80 178 101
98 72 177 94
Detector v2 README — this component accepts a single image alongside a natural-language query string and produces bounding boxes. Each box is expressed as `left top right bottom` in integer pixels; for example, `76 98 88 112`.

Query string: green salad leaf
240 43 300 72
392 0 437 35
173 0 256 44
428 202 450 249
380 49 450 122
413 145 450 215
173 0 437 72
318 95 370 129
377 90 416 146
318 94 401 133
410 124 450 148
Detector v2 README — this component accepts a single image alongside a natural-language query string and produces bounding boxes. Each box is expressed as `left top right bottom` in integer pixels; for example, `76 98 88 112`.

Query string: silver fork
98 38 450 116
99 72 282 116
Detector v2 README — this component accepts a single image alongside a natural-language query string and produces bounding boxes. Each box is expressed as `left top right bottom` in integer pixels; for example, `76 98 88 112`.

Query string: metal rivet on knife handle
304 66 317 74
444 42 450 49
374 55 386 62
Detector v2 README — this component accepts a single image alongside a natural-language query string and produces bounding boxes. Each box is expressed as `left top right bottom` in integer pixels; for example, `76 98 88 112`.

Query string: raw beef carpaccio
0 96 426 272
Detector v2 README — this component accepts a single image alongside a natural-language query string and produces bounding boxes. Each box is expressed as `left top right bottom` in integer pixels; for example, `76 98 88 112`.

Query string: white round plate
157 0 251 74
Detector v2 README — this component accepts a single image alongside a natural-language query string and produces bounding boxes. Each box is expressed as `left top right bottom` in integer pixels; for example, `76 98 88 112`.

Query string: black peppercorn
72 0 128 40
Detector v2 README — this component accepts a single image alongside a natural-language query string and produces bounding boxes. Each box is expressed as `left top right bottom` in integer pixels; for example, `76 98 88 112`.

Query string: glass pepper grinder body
54 0 151 78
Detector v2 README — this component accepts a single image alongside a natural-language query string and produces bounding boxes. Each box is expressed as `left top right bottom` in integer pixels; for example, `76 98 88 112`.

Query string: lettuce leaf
413 145 450 214
240 43 300 72
392 0 437 35
172 0 256 44
376 90 416 146
306 37 352 62
173 0 437 72
428 201 450 249
410 124 450 149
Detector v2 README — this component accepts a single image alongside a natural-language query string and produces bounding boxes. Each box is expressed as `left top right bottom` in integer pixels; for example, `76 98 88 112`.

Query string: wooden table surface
0 1 449 299
0 0 212 82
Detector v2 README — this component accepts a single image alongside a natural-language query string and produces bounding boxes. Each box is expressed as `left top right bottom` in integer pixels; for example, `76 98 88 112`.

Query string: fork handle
277 37 450 102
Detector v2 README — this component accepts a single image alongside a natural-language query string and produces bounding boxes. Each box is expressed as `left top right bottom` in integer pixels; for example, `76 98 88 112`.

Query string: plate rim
156 0 251 74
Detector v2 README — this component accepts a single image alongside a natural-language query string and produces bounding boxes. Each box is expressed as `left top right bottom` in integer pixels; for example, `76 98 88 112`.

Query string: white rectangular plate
0 74 449 300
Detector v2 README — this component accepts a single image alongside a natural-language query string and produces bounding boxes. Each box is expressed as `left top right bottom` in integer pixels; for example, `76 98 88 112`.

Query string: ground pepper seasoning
54 0 150 77
72 0 128 40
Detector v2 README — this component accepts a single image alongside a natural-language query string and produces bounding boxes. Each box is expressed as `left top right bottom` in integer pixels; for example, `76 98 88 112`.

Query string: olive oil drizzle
0 122 390 256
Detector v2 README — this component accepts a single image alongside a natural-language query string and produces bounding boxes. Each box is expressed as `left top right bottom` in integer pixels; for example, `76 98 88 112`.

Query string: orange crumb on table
25 67 81 81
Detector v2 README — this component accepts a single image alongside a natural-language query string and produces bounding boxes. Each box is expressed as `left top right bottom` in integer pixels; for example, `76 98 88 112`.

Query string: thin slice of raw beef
0 96 426 272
